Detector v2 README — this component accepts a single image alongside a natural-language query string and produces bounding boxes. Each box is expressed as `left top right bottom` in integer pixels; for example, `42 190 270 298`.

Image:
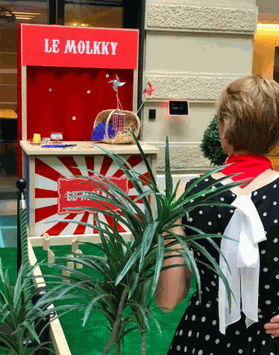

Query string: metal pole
49 0 57 25
57 0 64 25
16 178 27 275
16 178 50 354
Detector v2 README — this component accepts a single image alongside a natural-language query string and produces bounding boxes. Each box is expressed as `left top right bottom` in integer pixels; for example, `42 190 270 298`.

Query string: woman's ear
218 120 233 155
218 120 225 138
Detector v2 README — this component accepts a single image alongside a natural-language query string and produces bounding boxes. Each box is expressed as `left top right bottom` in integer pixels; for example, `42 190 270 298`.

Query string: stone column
142 0 258 175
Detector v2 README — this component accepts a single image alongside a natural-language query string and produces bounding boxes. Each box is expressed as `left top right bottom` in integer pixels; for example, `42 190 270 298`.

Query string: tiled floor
0 177 18 245
0 200 17 216
0 176 18 215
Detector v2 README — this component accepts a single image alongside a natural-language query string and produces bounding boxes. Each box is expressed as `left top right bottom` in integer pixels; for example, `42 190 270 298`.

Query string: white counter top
20 141 159 156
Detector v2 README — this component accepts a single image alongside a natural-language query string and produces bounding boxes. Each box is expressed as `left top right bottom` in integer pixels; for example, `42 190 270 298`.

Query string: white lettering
102 42 109 55
52 39 60 53
64 40 77 54
80 192 92 201
62 40 118 56
78 41 85 54
93 41 101 55
86 41 93 54
44 39 52 53
110 42 118 55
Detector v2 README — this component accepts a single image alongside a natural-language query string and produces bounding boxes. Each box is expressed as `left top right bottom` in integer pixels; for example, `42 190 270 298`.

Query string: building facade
1 0 278 186
142 0 258 175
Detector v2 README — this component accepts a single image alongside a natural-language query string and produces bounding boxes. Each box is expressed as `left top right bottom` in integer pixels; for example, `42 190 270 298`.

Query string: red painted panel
73 211 89 235
99 155 113 177
58 157 82 176
36 204 58 223
104 214 126 233
26 67 133 141
17 24 22 177
57 176 129 214
35 188 59 198
21 24 138 69
35 157 64 182
112 155 144 178
85 156 94 177
45 213 78 236
34 154 147 236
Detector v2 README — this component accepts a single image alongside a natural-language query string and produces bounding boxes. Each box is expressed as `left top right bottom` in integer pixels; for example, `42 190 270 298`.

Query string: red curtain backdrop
26 66 134 141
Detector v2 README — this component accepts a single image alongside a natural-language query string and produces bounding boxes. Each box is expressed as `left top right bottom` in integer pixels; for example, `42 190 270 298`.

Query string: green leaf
83 294 115 326
88 142 154 221
128 129 157 187
164 136 173 199
128 271 140 299
190 239 232 311
150 234 164 299
20 320 41 344
165 230 202 301
115 246 142 286
139 222 159 273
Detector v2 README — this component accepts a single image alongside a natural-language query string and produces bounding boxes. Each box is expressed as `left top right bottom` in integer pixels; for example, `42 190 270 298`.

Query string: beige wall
142 0 258 173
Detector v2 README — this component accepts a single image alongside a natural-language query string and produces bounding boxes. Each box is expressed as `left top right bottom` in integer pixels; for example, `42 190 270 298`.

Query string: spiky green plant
42 132 243 354
0 256 91 355
41 219 159 355
0 259 56 355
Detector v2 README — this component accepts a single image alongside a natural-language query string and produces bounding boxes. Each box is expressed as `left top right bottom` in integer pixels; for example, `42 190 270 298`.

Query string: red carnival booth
18 24 158 243
17 24 158 354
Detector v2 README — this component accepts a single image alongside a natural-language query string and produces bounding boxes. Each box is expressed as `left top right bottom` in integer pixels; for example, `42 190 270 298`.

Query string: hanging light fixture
0 7 16 22
0 7 17 30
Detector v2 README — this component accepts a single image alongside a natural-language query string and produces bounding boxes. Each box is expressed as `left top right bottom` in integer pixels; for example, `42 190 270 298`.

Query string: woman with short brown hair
218 74 279 155
156 74 279 354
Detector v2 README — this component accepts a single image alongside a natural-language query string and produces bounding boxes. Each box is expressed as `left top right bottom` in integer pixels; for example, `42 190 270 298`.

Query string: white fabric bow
218 194 266 334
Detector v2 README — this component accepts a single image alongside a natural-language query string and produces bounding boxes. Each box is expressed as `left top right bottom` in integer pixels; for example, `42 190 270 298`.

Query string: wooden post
43 233 55 263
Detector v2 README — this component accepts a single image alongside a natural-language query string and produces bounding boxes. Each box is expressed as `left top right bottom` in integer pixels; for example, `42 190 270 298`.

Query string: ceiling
1 1 279 27
0 1 123 28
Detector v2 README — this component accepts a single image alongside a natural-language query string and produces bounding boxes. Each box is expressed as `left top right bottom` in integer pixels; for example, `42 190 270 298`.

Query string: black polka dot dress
167 176 279 355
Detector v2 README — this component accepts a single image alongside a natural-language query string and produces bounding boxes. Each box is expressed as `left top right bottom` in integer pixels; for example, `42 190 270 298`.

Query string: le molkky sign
57 177 129 214
20 24 139 69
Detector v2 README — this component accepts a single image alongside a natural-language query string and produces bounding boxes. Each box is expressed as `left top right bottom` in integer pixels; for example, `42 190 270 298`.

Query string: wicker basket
93 109 140 144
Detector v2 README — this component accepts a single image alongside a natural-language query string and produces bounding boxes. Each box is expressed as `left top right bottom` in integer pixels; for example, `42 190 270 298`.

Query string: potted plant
200 114 228 166
41 132 239 354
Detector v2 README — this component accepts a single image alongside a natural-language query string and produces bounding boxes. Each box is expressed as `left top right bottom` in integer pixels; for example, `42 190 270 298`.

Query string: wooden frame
28 238 71 355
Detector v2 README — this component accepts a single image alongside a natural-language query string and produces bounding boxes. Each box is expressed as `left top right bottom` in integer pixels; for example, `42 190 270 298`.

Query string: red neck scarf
221 154 273 188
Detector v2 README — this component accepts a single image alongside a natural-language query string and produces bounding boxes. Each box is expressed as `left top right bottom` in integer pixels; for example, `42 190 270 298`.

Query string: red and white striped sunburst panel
34 155 150 236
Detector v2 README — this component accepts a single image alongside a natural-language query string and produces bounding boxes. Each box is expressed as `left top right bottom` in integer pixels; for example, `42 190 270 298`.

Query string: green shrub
200 115 227 166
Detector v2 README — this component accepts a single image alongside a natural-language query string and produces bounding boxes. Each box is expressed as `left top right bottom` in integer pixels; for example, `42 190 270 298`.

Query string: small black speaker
149 109 156 119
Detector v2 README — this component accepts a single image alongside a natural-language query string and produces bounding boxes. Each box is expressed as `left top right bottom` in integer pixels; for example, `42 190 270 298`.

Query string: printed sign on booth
57 177 129 214
21 24 138 69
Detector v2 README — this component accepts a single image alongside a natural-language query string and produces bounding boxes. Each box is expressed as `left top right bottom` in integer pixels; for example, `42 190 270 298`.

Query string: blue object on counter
42 144 76 148
91 122 115 141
